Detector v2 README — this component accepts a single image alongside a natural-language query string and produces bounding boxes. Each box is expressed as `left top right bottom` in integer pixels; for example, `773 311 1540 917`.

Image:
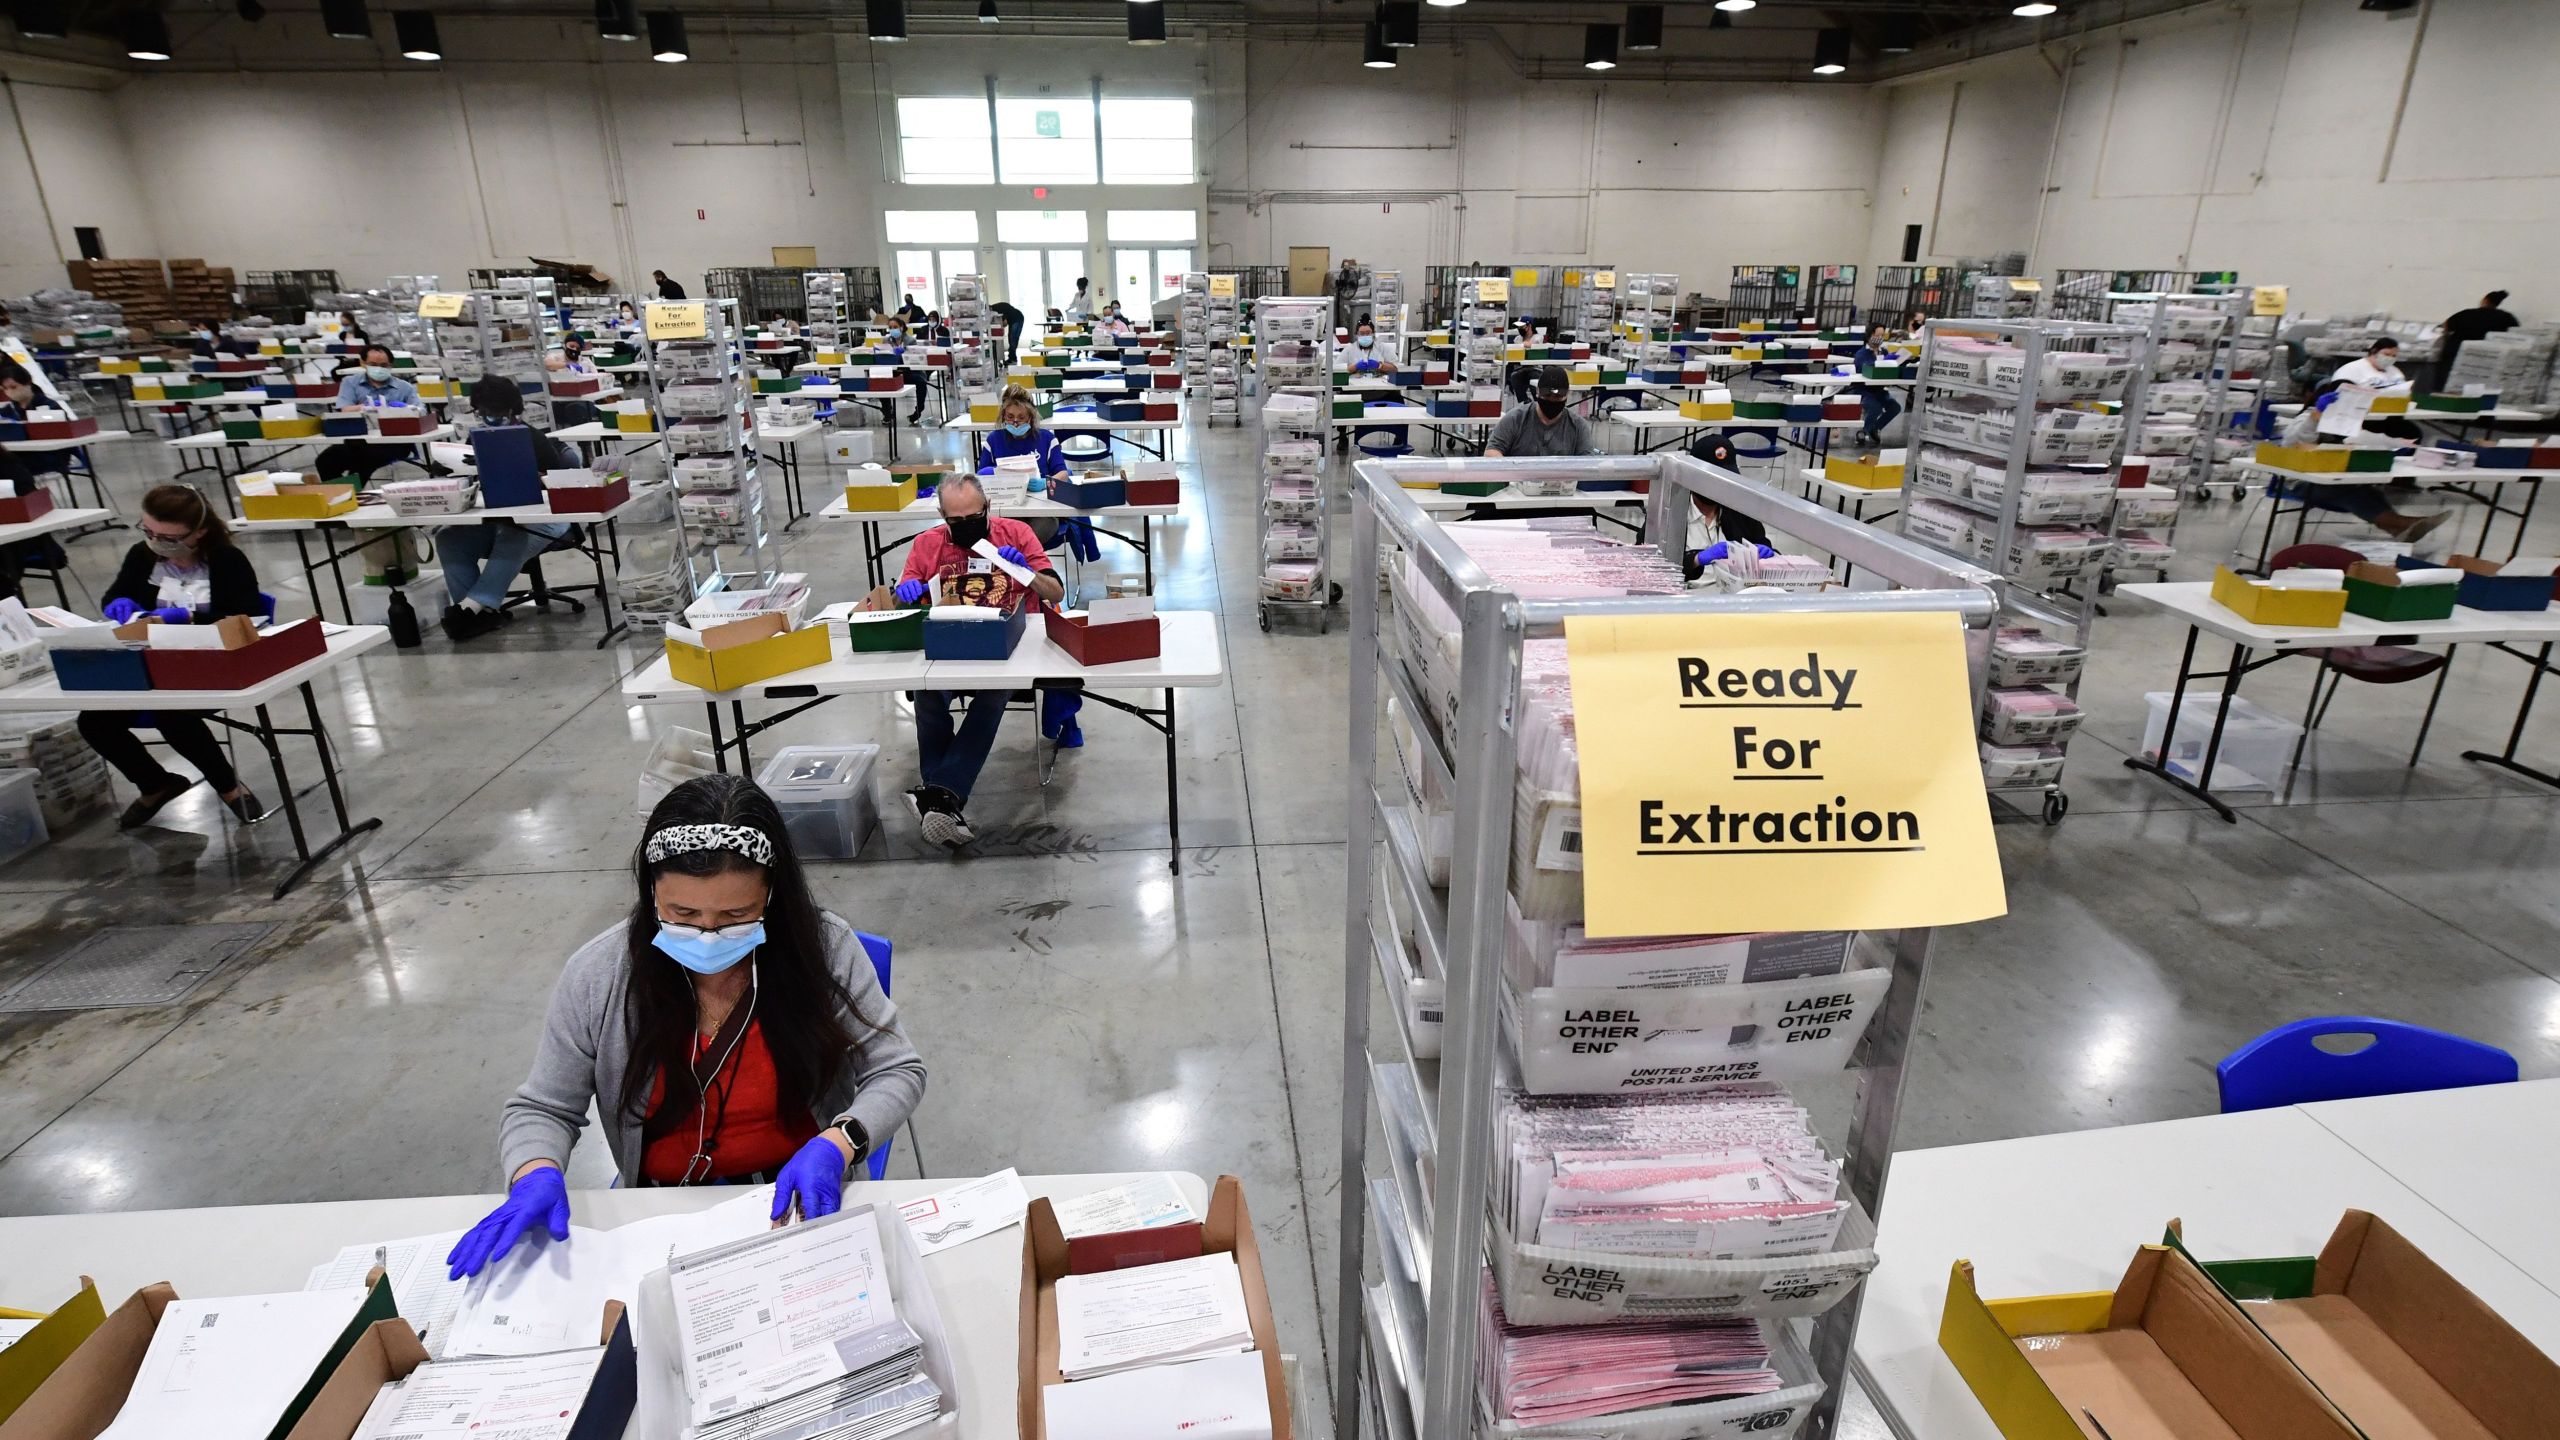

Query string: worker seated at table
545 334 603 430
1484 365 1598 458
445 773 927 1279
0 361 71 577
615 299 640 332
334 310 369 346
2328 336 2423 442
1346 315 1399 378
311 344 424 483
441 375 582 643
892 474 1067 849
77 485 269 830
977 385 1100 567
1096 303 1134 341
1681 435 1776 582
1849 323 1903 448
2271 382 2445 542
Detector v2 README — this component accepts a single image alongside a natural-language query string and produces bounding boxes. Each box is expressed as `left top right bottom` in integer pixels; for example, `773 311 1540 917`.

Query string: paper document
1054 1252 1254 1381
971 538 1036 587
1044 1351 1272 1440
1050 1175 1196 1238
350 1345 605 1440
96 1287 375 1440
305 1229 471 1356
0 1317 37 1353
671 1206 898 1428
897 1167 1031 1255
445 1188 775 1359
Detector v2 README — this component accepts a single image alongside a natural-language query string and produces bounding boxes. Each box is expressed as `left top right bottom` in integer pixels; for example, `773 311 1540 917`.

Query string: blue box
471 425 546 507
321 414 370 438
1050 474 1127 508
2469 444 2534 470
1431 396 1472 418
0 420 24 443
1103 400 1146 422
923 601 1030 660
2403 556 2552 611
1641 366 1683 383
51 646 153 690
1783 401 1824 422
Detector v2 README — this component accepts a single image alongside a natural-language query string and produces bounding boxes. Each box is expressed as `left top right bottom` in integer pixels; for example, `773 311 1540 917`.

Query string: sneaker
119 777 195 830
223 788 270 825
441 604 505 641
909 783 974 849
2402 511 2450 543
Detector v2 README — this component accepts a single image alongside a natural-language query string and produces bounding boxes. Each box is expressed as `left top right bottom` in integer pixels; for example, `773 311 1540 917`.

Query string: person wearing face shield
77 484 271 829
891 471 1066 849
446 773 926 1279
1483 364 1598 458
311 343 425 483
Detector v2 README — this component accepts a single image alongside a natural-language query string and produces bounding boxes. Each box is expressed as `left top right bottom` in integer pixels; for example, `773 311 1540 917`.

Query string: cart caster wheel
2042 792 2068 825
1329 582 1345 605
1258 609 1271 633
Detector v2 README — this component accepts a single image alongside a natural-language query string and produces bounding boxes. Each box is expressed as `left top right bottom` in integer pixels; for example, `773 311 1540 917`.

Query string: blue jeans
439 522 558 610
2287 483 2391 522
916 690 1008 804
1858 384 1902 440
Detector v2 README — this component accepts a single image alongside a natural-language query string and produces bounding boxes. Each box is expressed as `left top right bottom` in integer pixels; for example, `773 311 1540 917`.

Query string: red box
1142 401 1177 422
545 473 631 514
1822 399 1860 421
1146 350 1173 367
927 351 954 367
1150 370 1181 389
865 376 903 393
2533 446 2560 469
141 616 327 691
2119 458 2152 488
268 382 335 401
1046 607 1161 666
1570 345 1592 360
1424 366 1452 385
1127 475 1179 506
0 487 57 524
215 355 265 373
1468 398 1502 417
375 412 433 437
24 415 98 441
549 374 604 398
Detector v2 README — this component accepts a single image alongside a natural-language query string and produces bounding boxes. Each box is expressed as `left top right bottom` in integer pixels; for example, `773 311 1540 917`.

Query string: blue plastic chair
2216 1016 2518 1113
1354 401 1413 459
855 930 896 1180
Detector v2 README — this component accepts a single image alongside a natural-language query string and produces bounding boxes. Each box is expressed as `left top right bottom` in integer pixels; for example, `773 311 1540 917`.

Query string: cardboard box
838 587 928 652
1829 453 1906 490
22 416 97 442
1939 1246 2360 1440
279 1307 634 1440
924 597 1029 661
841 474 920 512
1125 462 1179 507
0 1281 107 1423
319 414 369 438
45 645 152 691
545 473 630 515
142 615 327 691
2415 554 2555 612
1142 400 1177 421
1 1280 397 1440
614 408 656 433
2212 566 2348 627
1050 474 1126 509
0 489 56 525
1045 606 1160 666
2343 562 2459 622
2256 442 2352 474
664 614 832 691
223 417 325 442
241 483 361 521
1681 400 1736 422
1016 1176 1291 1440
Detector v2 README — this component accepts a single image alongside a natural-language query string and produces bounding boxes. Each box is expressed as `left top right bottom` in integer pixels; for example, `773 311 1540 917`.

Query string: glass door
1153 248 1192 306
1050 249 1087 314
894 250 938 314
937 249 978 313
1114 248 1152 314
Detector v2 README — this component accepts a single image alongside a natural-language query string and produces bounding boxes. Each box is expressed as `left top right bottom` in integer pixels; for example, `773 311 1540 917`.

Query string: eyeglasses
657 916 764 943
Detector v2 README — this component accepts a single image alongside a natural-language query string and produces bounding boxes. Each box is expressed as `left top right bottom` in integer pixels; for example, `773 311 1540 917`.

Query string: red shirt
640 1020 819 1184
900 514 1051 611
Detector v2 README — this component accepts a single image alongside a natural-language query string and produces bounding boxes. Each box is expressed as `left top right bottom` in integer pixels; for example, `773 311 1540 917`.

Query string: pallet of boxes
166 259 234 325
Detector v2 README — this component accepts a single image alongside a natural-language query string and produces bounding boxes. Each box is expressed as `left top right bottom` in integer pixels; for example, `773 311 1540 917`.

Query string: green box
1441 480 1507 497
841 606 927 651
2343 572 2458 622
1332 397 1365 419
1735 399 1787 420
2414 392 2487 414
2344 448 2399 473
1033 371 1064 391
220 418 265 441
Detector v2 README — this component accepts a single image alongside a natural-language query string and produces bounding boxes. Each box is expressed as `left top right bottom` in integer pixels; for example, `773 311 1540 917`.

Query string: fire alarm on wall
1033 186 1049 200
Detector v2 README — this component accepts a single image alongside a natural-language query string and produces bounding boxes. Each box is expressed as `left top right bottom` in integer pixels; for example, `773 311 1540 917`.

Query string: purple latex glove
770 1133 848 1223
1697 541 1731 565
445 1166 570 1280
1755 544 1778 559
995 545 1028 567
151 605 192 625
893 579 928 605
102 598 139 624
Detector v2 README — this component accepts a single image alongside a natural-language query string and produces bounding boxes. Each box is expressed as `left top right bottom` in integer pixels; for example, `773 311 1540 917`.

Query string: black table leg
2411 645 2454 766
733 699 756 777
1164 686 1180 874
2122 624 2244 821
250 701 312 866
2464 641 2560 788
591 518 627 648
704 702 730 773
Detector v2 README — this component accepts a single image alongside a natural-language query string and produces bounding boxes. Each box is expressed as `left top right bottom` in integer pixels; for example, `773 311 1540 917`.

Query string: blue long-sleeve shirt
336 373 419 409
977 425 1068 478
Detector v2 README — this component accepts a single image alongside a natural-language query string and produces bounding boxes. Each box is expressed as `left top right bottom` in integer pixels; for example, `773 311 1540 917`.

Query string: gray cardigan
499 913 927 1185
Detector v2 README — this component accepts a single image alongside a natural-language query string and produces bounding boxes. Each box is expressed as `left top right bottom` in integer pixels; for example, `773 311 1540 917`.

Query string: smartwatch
831 1118 872 1174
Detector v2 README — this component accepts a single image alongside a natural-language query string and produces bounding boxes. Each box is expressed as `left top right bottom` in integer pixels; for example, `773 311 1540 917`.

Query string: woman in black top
79 485 271 829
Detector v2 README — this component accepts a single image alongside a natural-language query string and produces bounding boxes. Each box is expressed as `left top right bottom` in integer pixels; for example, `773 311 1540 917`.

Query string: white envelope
1042 1351 1272 1440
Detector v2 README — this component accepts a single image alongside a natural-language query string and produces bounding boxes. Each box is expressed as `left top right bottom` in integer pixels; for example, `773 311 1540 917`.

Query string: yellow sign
1563 610 2006 936
2006 277 2043 293
1511 268 1541 288
1593 270 1617 290
2252 284 2290 317
1207 274 1237 299
1475 277 1510 303
646 301 708 341
416 293 468 319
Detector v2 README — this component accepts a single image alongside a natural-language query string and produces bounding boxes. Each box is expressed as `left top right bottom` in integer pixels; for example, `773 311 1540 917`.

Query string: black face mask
945 512 990 549
1536 397 1568 420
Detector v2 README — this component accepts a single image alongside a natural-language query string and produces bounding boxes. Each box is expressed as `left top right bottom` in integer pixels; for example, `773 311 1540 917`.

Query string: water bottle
386 586 423 649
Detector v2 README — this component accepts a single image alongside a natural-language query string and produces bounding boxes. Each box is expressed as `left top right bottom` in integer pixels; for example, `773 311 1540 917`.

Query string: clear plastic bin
0 769 49 868
756 744 881 859
2142 692 2303 792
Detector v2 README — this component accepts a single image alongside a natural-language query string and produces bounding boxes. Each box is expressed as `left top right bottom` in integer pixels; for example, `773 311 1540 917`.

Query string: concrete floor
6 407 2560 1438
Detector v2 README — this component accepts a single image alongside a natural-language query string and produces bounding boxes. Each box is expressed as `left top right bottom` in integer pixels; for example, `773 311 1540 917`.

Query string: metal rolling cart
1808 265 1860 330
428 282 563 425
2103 290 2249 580
1729 264 1804 323
1425 265 1507 329
1331 451 2004 1440
1612 272 1679 372
1899 316 2158 824
651 298 780 602
1871 265 1955 325
1256 295 1335 632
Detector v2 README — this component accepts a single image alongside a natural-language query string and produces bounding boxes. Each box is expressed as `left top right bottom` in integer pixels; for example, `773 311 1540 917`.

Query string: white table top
234 493 648 534
942 414 1176 434
1405 487 1644 514
0 624 390 712
1855 1081 2560 1440
0 1171 1205 1440
1800 467 1905 502
1611 409 1863 431
2295 1082 2560 1289
2236 459 2560 485
1329 405 1481 429
0 428 129 452
818 494 1179 526
809 386 919 405
2416 406 2553 425
0 505 114 543
552 422 663 443
2116 579 2560 651
621 610 1226 704
1784 372 1917 389
755 420 826 445
167 425 456 453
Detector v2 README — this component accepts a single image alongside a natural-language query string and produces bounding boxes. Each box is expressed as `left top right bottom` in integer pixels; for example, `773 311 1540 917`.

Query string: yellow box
257 340 284 355
242 482 361 521
1740 321 1767 332
969 399 1002 423
2254 442 2349 473
259 417 324 440
1733 347 1765 362
1568 368 1601 386
1829 456 1906 489
615 409 655 433
131 381 166 402
0 1279 108 1418
412 378 450 401
1042 334 1068 348
2212 565 2348 627
814 350 848 367
1680 401 1735 422
2367 394 2411 414
98 358 138 375
665 614 832 691
1503 347 1527 363
841 475 919 512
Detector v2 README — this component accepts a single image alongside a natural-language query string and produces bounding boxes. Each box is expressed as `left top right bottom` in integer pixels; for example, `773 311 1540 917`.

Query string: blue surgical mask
653 920 764 975
365 365 393 382
1357 334 1374 349
1004 420 1031 438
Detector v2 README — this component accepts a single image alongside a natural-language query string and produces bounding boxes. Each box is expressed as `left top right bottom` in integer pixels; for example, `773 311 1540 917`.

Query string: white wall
0 74 160 299
1900 0 2560 317
1862 50 2062 279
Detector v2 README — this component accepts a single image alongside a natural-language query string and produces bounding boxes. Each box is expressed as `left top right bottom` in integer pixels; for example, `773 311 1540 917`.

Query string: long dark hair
616 773 874 1131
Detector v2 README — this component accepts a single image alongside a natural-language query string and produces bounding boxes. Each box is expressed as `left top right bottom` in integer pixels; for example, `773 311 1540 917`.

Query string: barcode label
702 1339 745 1359
1534 807 1583 871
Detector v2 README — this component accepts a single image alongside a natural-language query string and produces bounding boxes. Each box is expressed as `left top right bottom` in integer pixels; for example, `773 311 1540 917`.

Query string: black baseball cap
1535 364 1570 399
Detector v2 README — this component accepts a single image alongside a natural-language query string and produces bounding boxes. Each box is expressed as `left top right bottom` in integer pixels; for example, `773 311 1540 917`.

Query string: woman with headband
446 773 927 1278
